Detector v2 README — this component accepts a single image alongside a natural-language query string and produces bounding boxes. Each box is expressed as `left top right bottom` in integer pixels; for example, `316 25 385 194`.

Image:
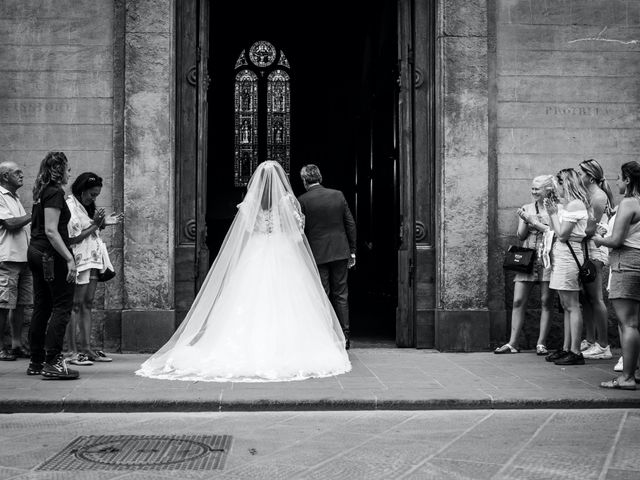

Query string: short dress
514 202 551 283
609 216 640 301
586 210 610 265
549 206 588 291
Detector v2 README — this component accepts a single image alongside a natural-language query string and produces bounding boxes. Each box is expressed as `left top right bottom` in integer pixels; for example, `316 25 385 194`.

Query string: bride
136 161 351 382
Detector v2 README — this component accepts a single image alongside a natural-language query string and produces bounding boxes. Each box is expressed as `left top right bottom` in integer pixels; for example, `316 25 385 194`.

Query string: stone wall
436 0 491 350
494 0 640 348
120 0 176 351
0 0 122 349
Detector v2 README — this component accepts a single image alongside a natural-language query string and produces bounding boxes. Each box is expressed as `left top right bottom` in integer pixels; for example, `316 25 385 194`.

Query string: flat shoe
600 377 636 390
494 344 519 354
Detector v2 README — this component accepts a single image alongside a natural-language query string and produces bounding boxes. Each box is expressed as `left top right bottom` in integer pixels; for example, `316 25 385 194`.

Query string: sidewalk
1 348 638 413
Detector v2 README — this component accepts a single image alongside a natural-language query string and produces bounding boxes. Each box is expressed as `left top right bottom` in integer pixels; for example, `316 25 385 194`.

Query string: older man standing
298 164 356 349
0 161 32 361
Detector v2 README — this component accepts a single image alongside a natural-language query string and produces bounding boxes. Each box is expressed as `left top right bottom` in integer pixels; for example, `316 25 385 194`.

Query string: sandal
536 345 548 356
600 377 636 390
494 344 519 354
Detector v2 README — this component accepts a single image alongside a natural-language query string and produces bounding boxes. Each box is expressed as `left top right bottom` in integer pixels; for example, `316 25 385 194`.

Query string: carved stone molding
184 218 197 241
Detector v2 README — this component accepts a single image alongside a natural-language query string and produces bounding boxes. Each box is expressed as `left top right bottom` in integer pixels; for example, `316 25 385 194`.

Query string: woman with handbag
594 161 640 390
577 158 615 360
65 172 122 366
26 152 78 379
544 168 590 366
495 175 555 355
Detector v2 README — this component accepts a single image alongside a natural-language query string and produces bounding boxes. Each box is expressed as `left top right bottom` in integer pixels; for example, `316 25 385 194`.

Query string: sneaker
554 351 585 365
69 352 94 366
26 362 43 375
0 348 16 361
41 355 79 380
536 345 548 356
545 350 569 362
582 343 613 360
580 340 593 352
86 350 112 362
614 356 623 372
10 346 30 359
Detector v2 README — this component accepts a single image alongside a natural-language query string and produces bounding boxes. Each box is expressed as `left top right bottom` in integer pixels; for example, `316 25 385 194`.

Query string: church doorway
205 0 400 344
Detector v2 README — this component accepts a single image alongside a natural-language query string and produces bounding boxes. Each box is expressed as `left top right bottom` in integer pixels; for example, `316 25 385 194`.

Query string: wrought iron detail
414 68 424 88
184 219 197 241
186 65 197 86
415 221 426 241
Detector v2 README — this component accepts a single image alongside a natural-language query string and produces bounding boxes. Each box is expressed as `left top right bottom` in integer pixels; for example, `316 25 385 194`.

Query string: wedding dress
136 161 351 382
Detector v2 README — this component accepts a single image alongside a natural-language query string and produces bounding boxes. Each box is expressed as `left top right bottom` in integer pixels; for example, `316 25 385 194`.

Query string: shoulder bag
567 240 597 284
503 203 538 274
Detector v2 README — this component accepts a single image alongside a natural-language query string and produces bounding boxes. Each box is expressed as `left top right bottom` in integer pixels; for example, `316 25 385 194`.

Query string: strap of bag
566 241 583 268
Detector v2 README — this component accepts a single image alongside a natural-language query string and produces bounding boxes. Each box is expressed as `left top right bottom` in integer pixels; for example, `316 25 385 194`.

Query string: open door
395 0 416 347
396 0 436 348
195 0 210 289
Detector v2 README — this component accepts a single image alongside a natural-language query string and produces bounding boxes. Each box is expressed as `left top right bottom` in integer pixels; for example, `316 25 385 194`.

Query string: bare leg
69 283 89 353
536 282 552 346
559 290 582 353
78 279 97 353
582 261 608 347
507 282 534 348
9 305 25 349
611 299 640 382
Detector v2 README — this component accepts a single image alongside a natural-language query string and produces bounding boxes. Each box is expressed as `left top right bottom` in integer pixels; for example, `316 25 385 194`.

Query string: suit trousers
27 246 75 364
317 259 349 335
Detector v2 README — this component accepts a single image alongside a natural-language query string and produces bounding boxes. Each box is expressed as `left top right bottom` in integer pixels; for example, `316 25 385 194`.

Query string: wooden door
195 0 210 289
395 0 416 347
396 0 435 348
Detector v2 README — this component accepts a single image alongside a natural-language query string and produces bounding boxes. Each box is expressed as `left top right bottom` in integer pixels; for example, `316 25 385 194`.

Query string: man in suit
298 164 356 349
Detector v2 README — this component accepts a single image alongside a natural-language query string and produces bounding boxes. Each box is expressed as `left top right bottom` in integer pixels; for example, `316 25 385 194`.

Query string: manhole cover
37 435 232 471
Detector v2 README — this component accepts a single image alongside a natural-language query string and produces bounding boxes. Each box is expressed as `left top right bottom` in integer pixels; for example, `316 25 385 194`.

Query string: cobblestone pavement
1 410 638 479
1 350 639 412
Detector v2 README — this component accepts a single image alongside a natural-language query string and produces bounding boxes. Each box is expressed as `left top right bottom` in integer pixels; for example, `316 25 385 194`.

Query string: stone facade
0 0 637 351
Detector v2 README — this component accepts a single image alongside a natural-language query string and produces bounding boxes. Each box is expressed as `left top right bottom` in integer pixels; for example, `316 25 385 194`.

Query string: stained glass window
267 70 290 171
234 70 259 187
233 41 291 186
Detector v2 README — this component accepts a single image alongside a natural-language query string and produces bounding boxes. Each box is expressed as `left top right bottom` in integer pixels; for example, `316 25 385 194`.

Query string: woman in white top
577 158 615 360
495 175 555 355
594 161 640 390
65 173 122 366
544 168 590 366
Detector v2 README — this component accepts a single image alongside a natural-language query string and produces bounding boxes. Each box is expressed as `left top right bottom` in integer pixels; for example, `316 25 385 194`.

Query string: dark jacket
298 185 356 265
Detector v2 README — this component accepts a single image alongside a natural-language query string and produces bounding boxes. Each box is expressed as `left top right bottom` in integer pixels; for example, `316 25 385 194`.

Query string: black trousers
317 259 350 335
27 246 75 364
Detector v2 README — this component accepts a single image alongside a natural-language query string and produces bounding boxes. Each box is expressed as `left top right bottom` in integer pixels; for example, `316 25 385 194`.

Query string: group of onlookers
496 158 640 391
0 152 121 380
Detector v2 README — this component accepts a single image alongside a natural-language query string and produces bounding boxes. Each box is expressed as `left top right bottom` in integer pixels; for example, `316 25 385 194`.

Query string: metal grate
37 435 232 471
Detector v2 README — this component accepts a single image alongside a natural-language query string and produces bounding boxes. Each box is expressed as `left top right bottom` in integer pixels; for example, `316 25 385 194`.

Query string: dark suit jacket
298 185 356 265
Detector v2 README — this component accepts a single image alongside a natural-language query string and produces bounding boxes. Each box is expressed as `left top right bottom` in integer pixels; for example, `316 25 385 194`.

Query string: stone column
435 0 491 351
121 0 176 351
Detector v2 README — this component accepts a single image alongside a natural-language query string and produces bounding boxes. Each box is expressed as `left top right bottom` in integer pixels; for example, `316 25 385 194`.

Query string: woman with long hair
577 158 614 360
594 161 640 390
26 152 78 380
495 175 555 355
65 172 121 366
137 161 351 382
544 168 590 366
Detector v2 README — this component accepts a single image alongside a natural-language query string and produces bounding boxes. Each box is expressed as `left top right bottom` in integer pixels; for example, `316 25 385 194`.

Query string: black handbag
567 241 597 284
97 268 116 282
503 245 536 273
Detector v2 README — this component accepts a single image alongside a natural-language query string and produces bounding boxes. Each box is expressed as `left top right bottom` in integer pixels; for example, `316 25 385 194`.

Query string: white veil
139 160 346 374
